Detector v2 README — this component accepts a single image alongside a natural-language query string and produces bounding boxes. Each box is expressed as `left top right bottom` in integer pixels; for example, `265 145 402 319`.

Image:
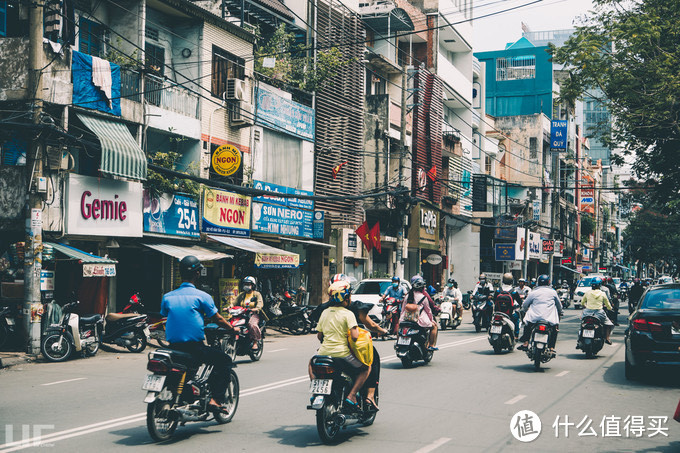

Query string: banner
495 243 515 261
251 202 315 238
550 120 567 152
144 191 199 238
255 86 315 141
218 278 240 314
254 253 300 269
201 188 251 237
252 180 314 210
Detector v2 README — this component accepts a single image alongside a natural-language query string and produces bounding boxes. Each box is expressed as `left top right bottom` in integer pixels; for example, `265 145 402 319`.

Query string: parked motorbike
41 301 103 362
308 355 378 444
394 321 434 368
523 322 556 371
0 305 18 350
147 312 169 348
463 291 471 310
471 293 492 332
576 315 604 358
263 295 310 335
438 296 461 330
207 306 264 362
488 312 516 353
143 343 240 442
101 312 149 352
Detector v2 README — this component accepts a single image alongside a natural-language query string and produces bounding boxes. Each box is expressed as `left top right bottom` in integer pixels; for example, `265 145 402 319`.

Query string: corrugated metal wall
411 70 443 203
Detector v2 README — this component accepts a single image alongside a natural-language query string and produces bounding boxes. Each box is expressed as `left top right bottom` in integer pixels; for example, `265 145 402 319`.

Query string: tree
623 208 680 272
552 0 680 209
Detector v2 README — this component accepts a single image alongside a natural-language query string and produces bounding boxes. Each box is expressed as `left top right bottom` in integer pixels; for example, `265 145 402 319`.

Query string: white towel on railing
91 56 112 108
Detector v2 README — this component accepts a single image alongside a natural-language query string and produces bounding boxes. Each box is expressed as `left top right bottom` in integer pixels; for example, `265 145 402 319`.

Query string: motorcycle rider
603 277 620 326
161 255 233 412
472 273 495 326
516 278 530 301
517 274 563 353
381 276 408 335
628 278 644 312
230 276 264 350
579 276 614 345
311 280 371 408
441 278 463 321
529 278 537 289
493 273 521 339
401 276 438 351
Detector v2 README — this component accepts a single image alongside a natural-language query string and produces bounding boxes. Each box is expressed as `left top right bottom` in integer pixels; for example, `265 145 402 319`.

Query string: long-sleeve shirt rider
472 282 494 298
442 287 462 303
522 286 562 325
581 289 612 311
233 290 264 313
400 290 435 327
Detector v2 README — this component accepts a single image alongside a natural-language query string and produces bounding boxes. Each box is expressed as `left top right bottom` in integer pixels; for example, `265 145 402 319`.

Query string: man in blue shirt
381 276 407 335
161 255 232 410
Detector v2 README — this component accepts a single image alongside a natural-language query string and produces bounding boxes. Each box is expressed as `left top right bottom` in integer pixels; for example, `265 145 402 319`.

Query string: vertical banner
551 120 568 152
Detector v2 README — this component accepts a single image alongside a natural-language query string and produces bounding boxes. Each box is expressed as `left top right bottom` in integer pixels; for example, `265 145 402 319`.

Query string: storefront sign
251 202 316 239
218 278 239 314
201 188 251 237
561 257 572 265
348 233 357 252
494 215 516 241
143 191 199 238
426 254 443 265
211 144 241 177
256 86 315 141
533 199 541 221
40 270 55 291
65 174 142 237
542 240 555 254
252 180 314 210
408 204 440 250
495 243 515 261
254 252 300 269
554 240 563 258
83 263 116 277
313 211 324 240
515 228 541 260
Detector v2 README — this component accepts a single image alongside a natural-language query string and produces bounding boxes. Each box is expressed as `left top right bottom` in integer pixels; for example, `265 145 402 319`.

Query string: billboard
201 188 251 237
256 86 315 141
143 191 199 238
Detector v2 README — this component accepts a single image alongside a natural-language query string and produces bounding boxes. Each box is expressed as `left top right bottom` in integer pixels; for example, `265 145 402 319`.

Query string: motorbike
0 305 18 350
263 294 311 335
463 291 471 310
557 287 571 309
438 296 461 330
488 311 516 353
207 306 264 362
523 321 556 371
471 293 492 332
143 341 240 442
308 355 378 444
394 321 434 368
576 315 604 358
379 296 400 336
99 311 149 353
41 301 103 362
118 293 168 348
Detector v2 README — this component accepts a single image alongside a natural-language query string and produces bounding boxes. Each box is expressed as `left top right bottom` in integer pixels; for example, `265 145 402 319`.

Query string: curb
0 354 36 369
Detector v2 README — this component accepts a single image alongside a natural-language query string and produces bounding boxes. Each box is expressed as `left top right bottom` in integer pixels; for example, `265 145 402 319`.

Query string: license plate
397 336 411 346
309 379 332 395
5 317 14 326
490 325 502 334
582 329 595 338
440 313 449 319
142 374 165 391
534 333 549 344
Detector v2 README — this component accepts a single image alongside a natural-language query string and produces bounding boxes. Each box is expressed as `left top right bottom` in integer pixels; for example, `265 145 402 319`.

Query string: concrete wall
493 114 549 187
0 167 27 231
0 38 29 101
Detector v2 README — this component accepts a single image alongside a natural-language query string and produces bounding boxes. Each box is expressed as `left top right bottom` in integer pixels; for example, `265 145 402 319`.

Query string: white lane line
413 437 452 453
41 377 87 386
556 370 570 377
268 348 288 353
1 335 485 451
504 394 527 405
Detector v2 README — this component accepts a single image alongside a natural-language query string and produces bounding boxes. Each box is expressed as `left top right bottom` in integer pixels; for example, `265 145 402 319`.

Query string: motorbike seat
155 348 201 367
106 312 142 322
80 314 103 324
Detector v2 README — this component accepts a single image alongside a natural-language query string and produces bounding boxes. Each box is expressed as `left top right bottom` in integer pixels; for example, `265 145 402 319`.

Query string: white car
573 275 606 309
352 278 411 323
657 276 674 285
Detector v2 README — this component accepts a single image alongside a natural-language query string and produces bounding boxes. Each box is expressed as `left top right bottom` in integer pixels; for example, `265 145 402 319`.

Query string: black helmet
410 275 425 290
179 255 203 277
537 274 550 286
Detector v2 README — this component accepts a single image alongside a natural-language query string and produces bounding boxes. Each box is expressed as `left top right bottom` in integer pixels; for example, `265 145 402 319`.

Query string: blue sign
252 202 315 238
256 87 315 141
313 211 324 239
144 192 199 238
495 243 516 261
551 120 568 151
253 180 314 211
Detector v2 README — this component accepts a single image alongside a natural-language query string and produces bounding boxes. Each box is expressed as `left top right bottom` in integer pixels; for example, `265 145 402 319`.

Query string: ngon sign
550 120 568 152
420 209 437 235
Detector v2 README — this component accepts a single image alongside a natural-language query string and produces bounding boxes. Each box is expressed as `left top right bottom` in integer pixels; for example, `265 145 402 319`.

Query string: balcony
144 75 199 119
438 52 472 108
472 57 481 79
472 109 481 129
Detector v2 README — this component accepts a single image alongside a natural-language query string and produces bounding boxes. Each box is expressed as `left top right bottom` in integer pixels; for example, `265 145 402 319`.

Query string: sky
472 0 596 52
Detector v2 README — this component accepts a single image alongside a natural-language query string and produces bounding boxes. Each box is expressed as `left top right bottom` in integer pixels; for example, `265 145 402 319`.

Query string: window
211 45 245 98
529 137 538 159
145 42 165 76
496 55 536 81
79 18 102 56
485 155 492 175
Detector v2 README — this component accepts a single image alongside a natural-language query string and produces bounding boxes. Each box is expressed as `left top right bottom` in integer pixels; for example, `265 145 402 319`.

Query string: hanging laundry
91 55 113 108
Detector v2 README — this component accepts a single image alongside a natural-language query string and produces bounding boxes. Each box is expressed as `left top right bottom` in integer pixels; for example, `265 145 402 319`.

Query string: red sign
542 240 555 253
561 257 572 265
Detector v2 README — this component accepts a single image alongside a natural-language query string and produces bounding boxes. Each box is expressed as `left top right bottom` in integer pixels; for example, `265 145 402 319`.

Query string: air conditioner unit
229 101 254 127
223 79 245 101
46 145 69 170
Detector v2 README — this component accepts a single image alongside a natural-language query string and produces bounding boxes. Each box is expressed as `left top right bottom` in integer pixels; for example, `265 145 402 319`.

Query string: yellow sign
254 253 300 269
211 144 241 176
202 188 251 236
218 278 240 313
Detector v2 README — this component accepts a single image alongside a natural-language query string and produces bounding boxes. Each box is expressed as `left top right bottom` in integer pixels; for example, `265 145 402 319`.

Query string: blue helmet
537 274 550 286
591 277 603 288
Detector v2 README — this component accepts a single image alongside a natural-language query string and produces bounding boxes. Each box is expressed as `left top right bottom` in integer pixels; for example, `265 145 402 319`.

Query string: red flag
427 165 437 181
356 221 372 251
332 161 348 179
370 222 381 254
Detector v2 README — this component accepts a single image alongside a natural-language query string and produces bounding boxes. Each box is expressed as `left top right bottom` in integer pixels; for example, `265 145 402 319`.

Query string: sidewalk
0 351 36 368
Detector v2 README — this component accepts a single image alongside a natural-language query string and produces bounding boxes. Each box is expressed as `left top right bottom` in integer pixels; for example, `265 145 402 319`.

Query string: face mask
244 285 253 292
447 283 453 288
392 283 398 288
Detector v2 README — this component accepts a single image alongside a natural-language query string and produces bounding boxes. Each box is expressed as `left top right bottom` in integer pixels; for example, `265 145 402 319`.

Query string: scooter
308 355 378 444
380 296 400 336
576 315 604 358
207 306 264 362
523 321 556 371
471 293 492 332
394 321 434 368
118 292 167 348
488 312 516 353
557 287 571 309
438 296 461 330
263 295 310 335
41 300 103 362
102 312 149 352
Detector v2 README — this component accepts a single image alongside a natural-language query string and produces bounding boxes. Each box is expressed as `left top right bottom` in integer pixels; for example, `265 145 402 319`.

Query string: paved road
1 310 678 452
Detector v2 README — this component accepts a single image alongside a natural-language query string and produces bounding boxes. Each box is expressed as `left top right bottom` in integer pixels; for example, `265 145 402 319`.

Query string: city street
1 311 678 453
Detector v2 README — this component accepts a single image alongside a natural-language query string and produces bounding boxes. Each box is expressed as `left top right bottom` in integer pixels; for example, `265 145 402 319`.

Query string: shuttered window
79 18 102 56
211 45 245 98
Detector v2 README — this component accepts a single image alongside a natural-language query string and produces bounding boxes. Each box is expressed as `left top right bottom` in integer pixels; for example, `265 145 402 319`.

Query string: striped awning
207 235 299 269
77 113 147 181
46 242 118 264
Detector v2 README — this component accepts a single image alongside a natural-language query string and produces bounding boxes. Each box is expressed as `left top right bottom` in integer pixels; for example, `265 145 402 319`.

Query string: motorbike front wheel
0 322 8 350
214 369 240 424
288 315 307 335
41 333 73 362
146 388 178 442
126 330 148 353
316 398 341 444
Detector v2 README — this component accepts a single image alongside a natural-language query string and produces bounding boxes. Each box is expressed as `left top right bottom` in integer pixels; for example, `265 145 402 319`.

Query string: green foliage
623 208 680 268
145 151 200 198
254 24 348 93
105 39 142 69
552 0 680 210
581 215 596 242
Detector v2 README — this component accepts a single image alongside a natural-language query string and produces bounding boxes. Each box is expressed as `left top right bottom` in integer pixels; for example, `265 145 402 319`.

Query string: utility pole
24 0 45 354
395 64 408 278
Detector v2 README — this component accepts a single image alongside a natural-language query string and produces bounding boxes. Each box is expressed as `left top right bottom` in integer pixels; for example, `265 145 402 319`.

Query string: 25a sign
542 240 555 254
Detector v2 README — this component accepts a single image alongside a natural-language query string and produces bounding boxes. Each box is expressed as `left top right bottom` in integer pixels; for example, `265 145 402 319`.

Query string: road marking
268 348 287 353
504 394 527 405
556 370 570 377
413 437 452 453
0 335 485 451
41 378 87 386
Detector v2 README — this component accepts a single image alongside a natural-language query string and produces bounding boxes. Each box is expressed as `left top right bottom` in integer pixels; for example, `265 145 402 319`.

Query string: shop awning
46 242 117 277
207 235 299 269
559 265 581 274
77 113 147 181
143 244 232 261
282 237 335 248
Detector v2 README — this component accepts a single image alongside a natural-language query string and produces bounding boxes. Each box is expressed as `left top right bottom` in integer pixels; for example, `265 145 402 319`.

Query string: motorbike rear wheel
362 387 379 426
493 343 502 354
533 355 541 371
146 388 178 442
126 330 148 353
316 398 341 444
423 350 434 364
214 370 240 424
0 323 8 350
440 319 447 331
249 340 264 362
41 333 73 362
400 357 413 368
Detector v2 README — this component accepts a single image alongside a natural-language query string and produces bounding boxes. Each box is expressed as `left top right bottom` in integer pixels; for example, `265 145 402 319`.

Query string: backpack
495 290 514 314
403 294 426 322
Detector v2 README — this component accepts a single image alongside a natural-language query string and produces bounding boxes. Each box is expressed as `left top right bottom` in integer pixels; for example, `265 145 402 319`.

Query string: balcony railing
121 69 142 103
143 74 200 119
